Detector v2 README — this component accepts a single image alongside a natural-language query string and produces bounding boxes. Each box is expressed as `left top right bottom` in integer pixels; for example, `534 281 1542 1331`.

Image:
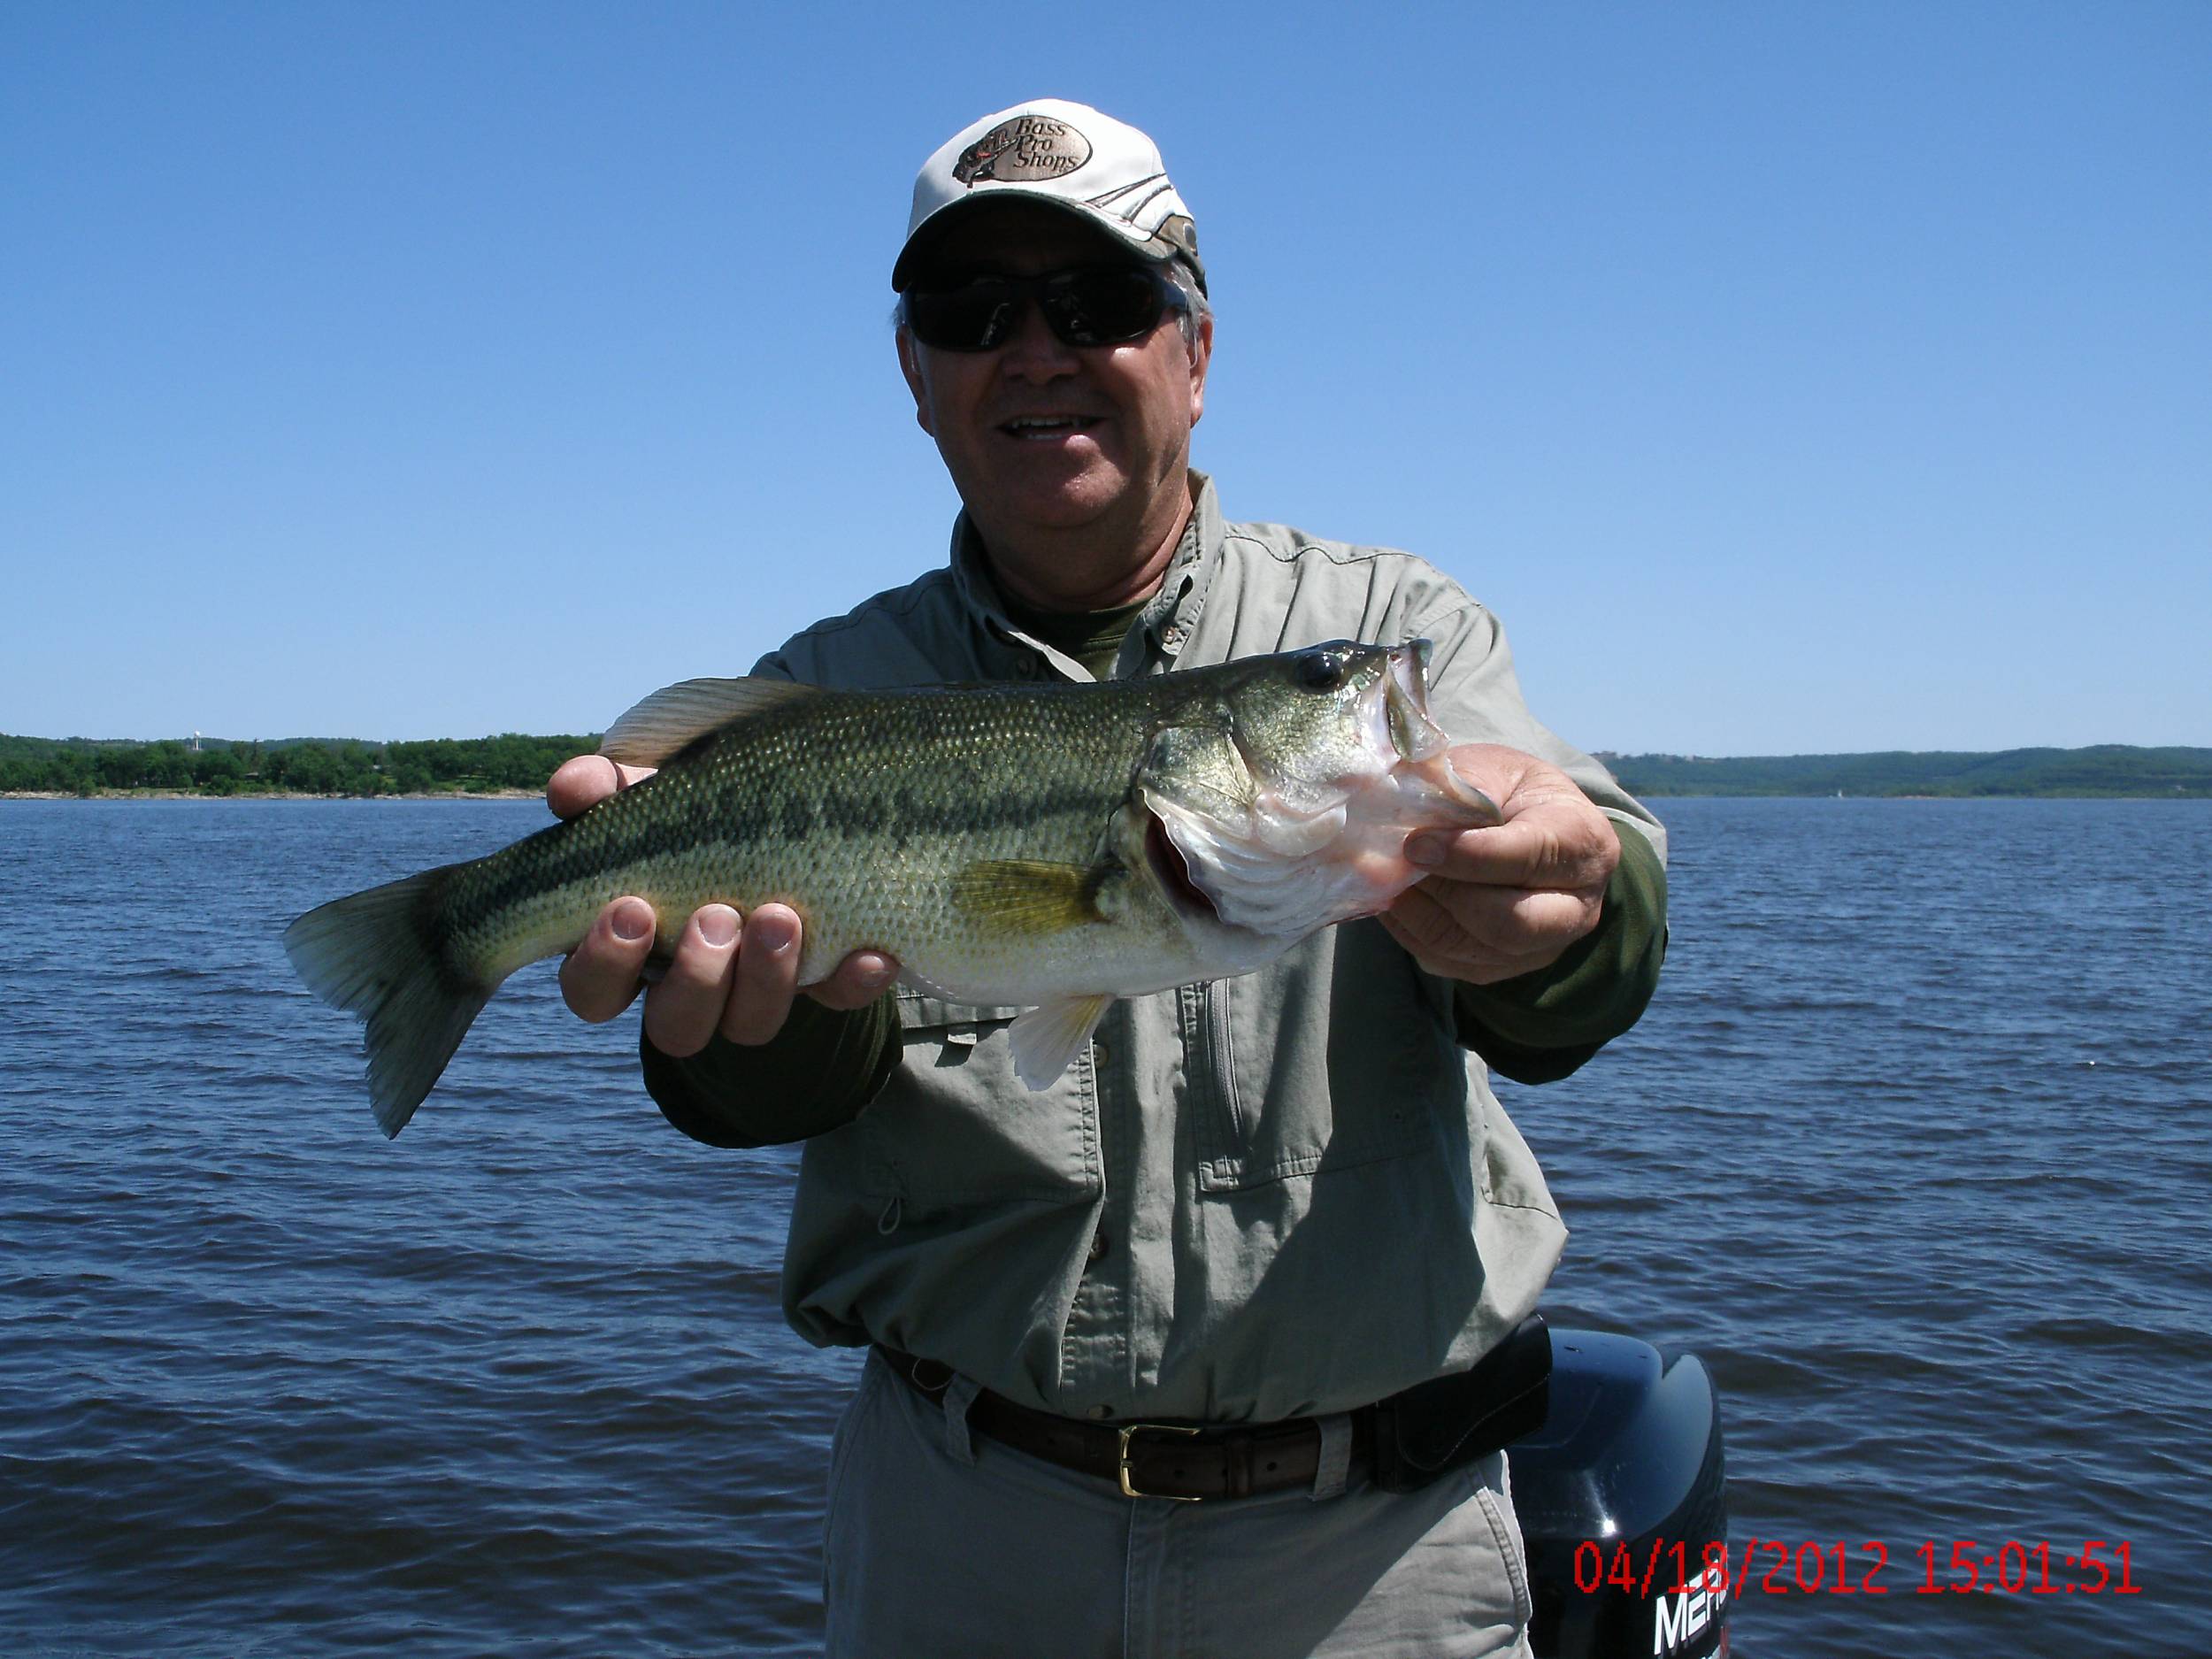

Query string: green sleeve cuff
1453 824 1669 1084
641 991 902 1148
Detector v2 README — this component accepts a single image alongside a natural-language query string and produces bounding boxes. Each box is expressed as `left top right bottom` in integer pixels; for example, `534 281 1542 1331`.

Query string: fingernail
613 902 654 942
1406 835 1447 867
752 912 797 956
858 958 895 989
697 907 738 948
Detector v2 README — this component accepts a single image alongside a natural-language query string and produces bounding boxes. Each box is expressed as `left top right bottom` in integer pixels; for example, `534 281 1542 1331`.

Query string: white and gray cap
892 98 1204 294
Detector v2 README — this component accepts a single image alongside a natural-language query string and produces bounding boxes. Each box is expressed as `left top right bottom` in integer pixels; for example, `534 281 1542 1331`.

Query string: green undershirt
997 590 1154 682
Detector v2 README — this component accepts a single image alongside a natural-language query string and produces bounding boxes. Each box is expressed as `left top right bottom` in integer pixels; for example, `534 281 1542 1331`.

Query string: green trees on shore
0 733 597 796
1601 745 2212 798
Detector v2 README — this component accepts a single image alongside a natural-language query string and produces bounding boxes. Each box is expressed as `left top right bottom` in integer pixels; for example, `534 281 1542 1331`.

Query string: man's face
895 202 1211 576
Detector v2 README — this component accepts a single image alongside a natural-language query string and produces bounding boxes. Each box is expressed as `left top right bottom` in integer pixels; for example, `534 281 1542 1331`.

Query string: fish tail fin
282 866 492 1139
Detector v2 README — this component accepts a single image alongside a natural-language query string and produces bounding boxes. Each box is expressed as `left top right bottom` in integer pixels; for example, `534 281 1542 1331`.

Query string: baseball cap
892 99 1204 294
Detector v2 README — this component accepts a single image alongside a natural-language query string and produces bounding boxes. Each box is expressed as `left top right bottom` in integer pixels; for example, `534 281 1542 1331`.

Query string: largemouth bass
285 640 1499 1136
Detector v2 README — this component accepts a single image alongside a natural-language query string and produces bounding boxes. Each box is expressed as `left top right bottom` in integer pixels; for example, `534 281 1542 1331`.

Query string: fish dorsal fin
949 859 1108 936
599 677 820 767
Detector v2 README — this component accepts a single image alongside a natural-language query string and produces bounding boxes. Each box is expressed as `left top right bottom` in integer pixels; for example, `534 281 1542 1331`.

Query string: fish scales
423 684 1167 1022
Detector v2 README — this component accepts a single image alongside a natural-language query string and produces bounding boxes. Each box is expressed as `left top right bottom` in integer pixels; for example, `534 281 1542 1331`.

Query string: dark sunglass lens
1048 269 1164 346
906 283 1015 350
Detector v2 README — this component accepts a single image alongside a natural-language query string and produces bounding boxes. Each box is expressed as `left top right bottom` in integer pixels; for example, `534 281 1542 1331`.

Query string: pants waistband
875 1345 1364 1502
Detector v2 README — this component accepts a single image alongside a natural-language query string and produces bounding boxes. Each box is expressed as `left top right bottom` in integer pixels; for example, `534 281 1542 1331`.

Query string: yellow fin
950 860 1107 936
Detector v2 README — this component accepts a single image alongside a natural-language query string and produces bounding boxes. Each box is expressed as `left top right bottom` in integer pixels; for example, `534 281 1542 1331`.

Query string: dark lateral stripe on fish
443 777 1122 935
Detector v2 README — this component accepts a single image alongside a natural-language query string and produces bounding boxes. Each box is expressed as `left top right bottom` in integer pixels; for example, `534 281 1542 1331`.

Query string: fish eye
1294 645 1355 693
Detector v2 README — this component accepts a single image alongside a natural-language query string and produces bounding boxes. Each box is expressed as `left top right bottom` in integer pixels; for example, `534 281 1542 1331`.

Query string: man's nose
995 296 1079 380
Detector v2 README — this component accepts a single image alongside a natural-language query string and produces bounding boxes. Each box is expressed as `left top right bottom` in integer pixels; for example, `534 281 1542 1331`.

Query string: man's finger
1377 904 1558 987
548 754 657 820
641 905 742 1058
1408 878 1603 961
1381 873 1603 982
807 950 902 1012
560 895 659 1022
1406 810 1617 891
720 904 804 1046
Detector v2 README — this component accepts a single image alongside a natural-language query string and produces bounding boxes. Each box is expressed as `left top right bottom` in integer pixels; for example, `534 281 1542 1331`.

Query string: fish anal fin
599 677 820 768
1008 995 1115 1090
949 859 1108 936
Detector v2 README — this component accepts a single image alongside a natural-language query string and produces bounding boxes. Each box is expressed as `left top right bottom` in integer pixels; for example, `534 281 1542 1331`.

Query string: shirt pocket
860 990 1104 1210
1192 925 1464 1193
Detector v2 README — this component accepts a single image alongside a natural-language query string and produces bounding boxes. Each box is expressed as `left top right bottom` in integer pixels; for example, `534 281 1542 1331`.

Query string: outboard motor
1510 1327 1732 1658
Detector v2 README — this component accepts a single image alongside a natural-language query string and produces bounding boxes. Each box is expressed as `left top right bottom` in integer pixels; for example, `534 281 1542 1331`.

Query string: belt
876 1345 1372 1502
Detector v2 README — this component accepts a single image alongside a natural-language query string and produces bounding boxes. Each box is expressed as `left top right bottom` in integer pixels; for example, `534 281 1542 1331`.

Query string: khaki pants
824 1349 1535 1659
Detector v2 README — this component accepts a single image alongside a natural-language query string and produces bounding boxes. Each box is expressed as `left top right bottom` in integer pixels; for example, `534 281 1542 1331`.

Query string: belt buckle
1117 1422 1206 1502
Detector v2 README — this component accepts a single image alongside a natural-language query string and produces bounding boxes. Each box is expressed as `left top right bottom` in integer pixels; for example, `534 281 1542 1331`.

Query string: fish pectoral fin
1008 995 1116 1091
949 859 1108 936
599 676 821 767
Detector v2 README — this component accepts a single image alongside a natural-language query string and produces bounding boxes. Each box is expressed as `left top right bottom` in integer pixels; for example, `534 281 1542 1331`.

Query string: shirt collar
945 472 1226 681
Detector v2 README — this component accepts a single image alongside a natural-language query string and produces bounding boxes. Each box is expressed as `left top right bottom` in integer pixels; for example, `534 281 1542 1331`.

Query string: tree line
0 733 598 796
1601 744 2212 798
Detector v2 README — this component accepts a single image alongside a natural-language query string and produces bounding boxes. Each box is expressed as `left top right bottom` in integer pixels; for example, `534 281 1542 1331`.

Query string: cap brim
892 196 1175 291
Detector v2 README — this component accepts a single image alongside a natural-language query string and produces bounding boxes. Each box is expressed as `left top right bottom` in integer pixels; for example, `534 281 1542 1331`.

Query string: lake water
2 797 2207 1655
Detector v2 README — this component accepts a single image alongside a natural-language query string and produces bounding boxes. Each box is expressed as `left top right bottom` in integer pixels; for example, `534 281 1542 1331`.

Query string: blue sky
4 2 2206 756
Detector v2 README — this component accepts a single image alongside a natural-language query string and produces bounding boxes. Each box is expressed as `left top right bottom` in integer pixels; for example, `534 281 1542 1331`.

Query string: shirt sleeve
1451 823 1668 1083
641 992 902 1148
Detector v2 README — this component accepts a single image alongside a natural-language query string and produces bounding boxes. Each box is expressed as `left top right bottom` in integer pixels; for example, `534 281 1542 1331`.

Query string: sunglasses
901 265 1187 352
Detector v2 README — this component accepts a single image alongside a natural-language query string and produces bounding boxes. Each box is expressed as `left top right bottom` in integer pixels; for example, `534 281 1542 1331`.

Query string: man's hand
548 754 901 1056
1380 743 1620 987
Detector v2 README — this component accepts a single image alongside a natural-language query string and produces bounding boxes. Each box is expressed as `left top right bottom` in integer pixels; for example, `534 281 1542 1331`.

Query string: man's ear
1187 310 1214 427
895 326 935 437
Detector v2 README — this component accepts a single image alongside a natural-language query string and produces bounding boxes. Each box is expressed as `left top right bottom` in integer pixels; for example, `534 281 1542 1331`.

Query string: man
552 100 1666 1658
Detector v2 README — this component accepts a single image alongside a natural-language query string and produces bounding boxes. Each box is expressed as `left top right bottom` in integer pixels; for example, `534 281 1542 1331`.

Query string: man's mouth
999 415 1102 440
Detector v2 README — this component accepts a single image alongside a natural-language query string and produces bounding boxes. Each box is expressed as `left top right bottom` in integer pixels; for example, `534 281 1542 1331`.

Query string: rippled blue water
2 797 2206 1655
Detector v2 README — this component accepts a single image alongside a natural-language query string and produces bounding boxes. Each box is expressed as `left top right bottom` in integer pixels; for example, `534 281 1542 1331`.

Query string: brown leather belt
876 1345 1373 1502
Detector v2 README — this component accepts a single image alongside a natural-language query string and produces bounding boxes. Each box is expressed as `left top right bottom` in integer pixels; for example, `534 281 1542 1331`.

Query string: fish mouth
1144 810 1221 921
1378 640 1502 826
1380 640 1446 761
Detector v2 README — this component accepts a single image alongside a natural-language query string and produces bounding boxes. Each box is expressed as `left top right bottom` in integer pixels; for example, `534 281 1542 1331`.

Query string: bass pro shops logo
952 116 1093 185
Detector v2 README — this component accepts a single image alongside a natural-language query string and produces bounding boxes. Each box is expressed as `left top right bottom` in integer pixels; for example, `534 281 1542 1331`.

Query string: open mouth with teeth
1001 415 1102 440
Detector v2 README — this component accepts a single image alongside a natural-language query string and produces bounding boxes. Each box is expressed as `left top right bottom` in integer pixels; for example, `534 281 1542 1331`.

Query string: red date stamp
1572 1537 2142 1599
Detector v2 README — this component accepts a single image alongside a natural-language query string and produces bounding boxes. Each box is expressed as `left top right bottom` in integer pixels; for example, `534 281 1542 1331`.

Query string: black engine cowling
1510 1327 1731 1658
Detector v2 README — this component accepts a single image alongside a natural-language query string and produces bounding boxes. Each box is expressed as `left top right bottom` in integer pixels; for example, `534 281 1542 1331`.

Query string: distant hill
1601 745 2212 798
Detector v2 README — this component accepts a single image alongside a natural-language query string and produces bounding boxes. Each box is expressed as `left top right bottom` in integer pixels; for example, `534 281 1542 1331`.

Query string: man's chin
985 467 1132 530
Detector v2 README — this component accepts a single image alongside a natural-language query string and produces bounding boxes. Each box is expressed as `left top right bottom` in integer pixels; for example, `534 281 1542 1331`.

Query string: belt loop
939 1373 981 1466
1309 1412 1353 1502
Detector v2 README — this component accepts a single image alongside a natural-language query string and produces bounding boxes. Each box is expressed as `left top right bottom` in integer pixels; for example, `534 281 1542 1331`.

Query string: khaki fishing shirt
652 474 1668 1423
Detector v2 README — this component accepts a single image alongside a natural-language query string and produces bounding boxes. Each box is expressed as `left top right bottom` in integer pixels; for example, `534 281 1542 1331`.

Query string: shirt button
1161 626 1186 648
1087 1403 1113 1420
1087 1227 1110 1263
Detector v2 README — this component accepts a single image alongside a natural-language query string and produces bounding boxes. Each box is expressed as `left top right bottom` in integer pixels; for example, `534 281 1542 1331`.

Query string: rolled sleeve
642 993 901 1148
